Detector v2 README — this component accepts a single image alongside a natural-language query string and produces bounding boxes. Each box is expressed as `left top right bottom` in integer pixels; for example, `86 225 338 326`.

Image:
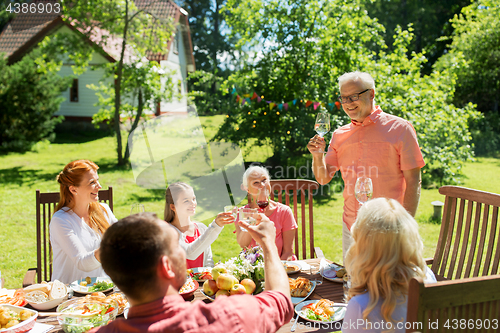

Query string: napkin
29 323 54 333
294 260 310 271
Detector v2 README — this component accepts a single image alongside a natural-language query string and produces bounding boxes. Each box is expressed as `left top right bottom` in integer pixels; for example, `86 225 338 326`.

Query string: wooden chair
406 275 500 333
269 179 324 259
23 187 113 287
427 186 500 281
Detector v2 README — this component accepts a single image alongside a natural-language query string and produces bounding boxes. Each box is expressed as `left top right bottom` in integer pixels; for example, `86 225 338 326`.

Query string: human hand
238 213 276 247
214 212 235 227
307 134 326 155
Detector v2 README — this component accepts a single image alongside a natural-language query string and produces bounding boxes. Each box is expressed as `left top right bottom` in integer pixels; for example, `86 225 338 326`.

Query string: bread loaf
49 280 67 300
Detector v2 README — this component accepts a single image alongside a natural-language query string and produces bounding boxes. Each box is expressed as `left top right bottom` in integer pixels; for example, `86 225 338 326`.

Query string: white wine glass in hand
313 112 331 153
239 208 258 232
354 177 373 205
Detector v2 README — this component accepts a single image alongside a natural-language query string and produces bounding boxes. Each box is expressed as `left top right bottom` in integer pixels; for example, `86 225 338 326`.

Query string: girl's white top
50 203 117 284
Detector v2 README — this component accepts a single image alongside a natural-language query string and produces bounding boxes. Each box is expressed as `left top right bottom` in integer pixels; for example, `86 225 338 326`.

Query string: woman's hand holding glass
214 210 236 227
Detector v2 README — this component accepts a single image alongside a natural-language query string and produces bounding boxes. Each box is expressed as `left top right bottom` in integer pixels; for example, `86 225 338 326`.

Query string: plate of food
71 291 129 316
70 277 115 294
295 299 347 323
289 277 316 305
320 263 345 283
24 280 68 310
282 261 301 275
187 267 213 282
0 304 37 332
179 279 199 300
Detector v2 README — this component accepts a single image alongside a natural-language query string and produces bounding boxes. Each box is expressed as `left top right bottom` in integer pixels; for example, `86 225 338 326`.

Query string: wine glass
224 205 238 219
313 112 331 153
257 188 270 211
239 208 258 232
354 177 373 205
130 203 145 215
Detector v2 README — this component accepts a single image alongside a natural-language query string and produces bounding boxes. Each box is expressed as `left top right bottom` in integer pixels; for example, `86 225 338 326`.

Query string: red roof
0 0 195 70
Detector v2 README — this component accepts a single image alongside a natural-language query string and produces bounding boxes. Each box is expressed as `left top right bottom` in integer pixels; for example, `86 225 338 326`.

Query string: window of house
70 78 78 102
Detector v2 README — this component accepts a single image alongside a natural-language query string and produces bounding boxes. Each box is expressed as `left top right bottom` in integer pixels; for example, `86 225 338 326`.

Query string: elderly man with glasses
307 71 425 262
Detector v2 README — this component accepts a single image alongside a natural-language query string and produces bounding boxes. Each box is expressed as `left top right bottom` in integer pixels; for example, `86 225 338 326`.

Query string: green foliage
435 0 500 114
0 49 71 151
216 0 384 164
188 70 234 115
365 27 481 185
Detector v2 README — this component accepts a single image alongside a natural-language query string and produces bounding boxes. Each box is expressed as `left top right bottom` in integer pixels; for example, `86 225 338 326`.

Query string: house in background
0 0 196 123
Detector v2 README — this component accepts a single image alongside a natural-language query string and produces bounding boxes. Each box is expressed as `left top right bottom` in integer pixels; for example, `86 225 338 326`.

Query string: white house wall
52 25 112 118
159 26 189 114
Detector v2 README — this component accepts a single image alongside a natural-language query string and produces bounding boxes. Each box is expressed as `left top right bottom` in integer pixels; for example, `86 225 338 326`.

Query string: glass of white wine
314 112 331 153
354 177 373 205
239 208 258 232
130 203 145 215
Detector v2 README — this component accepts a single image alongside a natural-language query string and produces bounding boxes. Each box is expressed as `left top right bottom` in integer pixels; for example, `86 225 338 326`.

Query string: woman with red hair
50 160 117 284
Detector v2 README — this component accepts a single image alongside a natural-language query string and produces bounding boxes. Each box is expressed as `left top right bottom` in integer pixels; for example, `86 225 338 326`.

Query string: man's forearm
262 241 290 297
312 156 334 185
403 182 421 217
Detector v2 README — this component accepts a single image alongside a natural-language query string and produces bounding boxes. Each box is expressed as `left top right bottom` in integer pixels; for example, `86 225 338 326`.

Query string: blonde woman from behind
342 198 436 333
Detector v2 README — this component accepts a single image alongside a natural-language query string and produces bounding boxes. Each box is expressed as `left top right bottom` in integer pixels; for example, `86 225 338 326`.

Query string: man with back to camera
307 71 425 261
89 212 293 333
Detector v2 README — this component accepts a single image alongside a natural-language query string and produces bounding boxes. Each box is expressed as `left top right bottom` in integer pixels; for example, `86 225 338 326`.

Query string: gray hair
338 71 376 92
242 165 271 189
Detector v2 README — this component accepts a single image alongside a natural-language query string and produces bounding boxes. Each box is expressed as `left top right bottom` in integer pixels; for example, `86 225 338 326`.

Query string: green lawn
1 116 499 289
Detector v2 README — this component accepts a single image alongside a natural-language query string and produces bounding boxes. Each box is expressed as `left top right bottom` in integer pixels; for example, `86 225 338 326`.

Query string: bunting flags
229 87 342 113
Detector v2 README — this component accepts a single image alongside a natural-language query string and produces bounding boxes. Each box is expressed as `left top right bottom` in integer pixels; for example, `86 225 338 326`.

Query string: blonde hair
164 182 193 222
345 198 426 324
242 165 271 189
56 160 110 235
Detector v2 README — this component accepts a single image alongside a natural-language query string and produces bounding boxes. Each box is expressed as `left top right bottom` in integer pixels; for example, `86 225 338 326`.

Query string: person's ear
69 185 77 195
240 183 247 192
170 203 176 213
158 255 176 279
370 89 375 100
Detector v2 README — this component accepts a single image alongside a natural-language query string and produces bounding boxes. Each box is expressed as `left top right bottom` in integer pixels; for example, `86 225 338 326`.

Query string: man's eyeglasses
338 89 370 104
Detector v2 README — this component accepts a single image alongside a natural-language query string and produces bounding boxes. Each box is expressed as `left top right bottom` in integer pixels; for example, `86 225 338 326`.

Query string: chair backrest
34 187 113 283
432 186 500 280
269 179 320 259
406 275 500 333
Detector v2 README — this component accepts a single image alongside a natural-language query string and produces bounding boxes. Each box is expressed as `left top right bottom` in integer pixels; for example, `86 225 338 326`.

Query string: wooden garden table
34 258 344 333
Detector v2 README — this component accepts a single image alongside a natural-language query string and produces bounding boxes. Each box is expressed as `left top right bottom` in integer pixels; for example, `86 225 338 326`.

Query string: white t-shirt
342 267 437 333
50 203 117 284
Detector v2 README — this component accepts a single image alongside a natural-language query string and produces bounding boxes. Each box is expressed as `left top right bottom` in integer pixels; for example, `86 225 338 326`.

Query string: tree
214 0 480 185
0 48 71 151
60 0 175 165
364 0 470 74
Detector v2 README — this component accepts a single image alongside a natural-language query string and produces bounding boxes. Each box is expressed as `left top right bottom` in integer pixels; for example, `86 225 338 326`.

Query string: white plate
70 277 114 294
291 280 316 305
320 263 344 283
28 296 66 311
282 261 301 275
295 300 347 323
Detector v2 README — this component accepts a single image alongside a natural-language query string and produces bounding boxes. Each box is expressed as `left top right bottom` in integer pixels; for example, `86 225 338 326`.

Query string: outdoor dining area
1 176 500 333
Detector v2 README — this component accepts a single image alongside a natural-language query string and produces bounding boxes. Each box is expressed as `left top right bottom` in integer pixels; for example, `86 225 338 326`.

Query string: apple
203 279 219 296
211 264 228 281
215 289 230 298
240 278 256 294
230 284 247 295
216 273 238 290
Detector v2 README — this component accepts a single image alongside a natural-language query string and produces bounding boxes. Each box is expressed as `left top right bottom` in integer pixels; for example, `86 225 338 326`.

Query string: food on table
289 277 312 297
216 273 238 290
240 278 256 294
80 281 87 287
87 281 114 292
0 305 34 330
301 299 339 322
211 264 228 281
73 292 129 315
0 289 27 307
58 301 117 333
179 279 197 294
203 280 218 296
188 269 213 281
85 277 92 285
23 280 67 304
229 284 246 295
335 268 346 278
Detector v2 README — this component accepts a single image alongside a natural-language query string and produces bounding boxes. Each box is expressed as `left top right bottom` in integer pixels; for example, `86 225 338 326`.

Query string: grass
1 116 500 289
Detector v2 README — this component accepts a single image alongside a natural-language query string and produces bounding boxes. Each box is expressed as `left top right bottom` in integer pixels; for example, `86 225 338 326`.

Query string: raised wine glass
257 188 270 211
130 203 145 215
239 208 258 232
354 177 373 205
314 112 331 153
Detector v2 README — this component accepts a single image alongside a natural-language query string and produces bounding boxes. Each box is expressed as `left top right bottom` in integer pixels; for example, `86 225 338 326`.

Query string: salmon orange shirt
325 106 425 230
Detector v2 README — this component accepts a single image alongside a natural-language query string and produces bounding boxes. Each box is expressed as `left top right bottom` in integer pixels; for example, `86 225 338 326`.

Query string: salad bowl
56 299 118 333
